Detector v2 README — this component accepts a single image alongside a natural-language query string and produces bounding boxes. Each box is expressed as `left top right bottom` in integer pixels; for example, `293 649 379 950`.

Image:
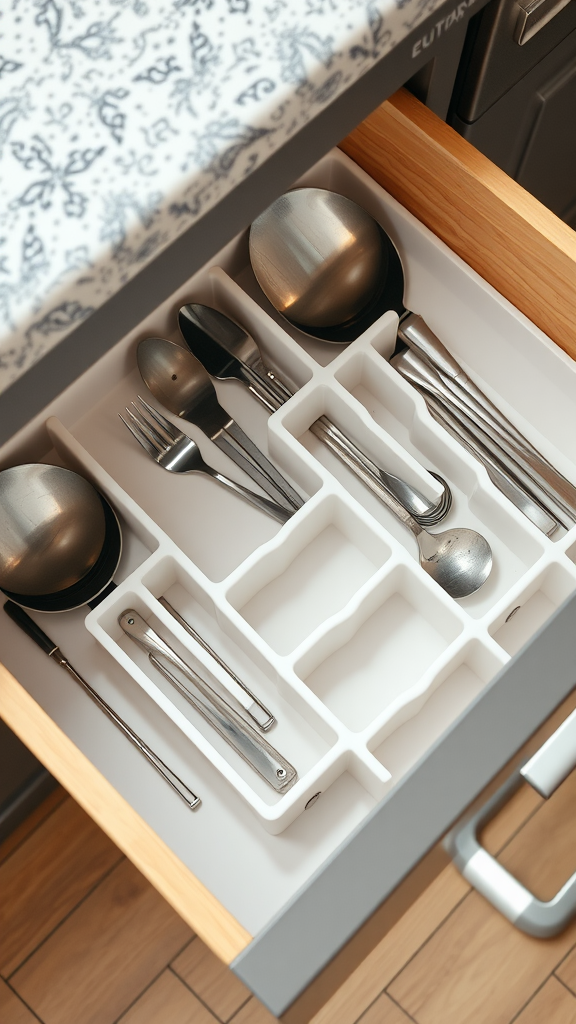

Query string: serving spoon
322 429 492 599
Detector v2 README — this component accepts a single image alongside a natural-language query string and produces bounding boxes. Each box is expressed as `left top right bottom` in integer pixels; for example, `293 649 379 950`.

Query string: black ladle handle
4 600 58 655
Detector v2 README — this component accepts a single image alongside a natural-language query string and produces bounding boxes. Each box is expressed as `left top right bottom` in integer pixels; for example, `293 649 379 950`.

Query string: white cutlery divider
30 147 576 833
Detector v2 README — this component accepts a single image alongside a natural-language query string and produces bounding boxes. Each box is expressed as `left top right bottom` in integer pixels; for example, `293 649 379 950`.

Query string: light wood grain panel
388 892 576 1024
0 663 251 964
233 998 279 1024
0 796 121 977
0 784 67 867
306 864 469 1024
11 858 192 1024
172 936 251 1022
120 970 216 1024
481 781 543 856
0 980 38 1024
498 769 576 901
359 992 413 1023
556 945 576 996
514 977 576 1024
340 89 576 362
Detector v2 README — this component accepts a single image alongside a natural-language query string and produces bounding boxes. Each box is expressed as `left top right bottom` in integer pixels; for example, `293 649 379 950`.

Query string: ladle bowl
0 465 121 612
0 465 106 596
249 187 406 342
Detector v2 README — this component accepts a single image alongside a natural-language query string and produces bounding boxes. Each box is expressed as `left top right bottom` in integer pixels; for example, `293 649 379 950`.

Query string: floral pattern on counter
0 0 446 391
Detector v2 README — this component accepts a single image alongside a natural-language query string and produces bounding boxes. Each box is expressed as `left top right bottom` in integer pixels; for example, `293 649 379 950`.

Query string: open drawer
2 91 576 1021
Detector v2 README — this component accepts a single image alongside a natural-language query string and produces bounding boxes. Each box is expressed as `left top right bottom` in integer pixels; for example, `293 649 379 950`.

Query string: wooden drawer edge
340 89 576 362
0 661 252 964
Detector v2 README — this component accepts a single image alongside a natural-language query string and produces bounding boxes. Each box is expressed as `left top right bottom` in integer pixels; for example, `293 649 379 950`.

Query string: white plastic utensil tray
4 148 576 844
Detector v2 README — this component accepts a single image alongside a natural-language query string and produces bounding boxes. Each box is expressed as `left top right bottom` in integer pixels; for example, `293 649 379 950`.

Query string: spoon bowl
417 526 492 599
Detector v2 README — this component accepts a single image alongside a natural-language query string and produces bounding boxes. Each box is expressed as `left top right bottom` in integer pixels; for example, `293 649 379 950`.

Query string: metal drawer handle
448 708 576 937
514 0 572 45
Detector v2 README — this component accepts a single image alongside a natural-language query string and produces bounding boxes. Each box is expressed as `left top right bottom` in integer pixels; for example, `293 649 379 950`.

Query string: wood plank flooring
1 774 576 1024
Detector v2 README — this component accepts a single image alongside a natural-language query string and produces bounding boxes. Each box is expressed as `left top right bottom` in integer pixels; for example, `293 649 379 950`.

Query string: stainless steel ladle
0 464 106 596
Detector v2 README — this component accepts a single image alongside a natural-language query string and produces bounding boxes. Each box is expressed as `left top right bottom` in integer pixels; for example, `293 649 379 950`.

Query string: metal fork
119 397 292 525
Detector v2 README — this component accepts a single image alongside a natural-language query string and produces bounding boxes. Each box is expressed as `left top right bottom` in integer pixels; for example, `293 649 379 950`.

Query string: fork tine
125 405 168 452
119 413 160 460
136 395 179 440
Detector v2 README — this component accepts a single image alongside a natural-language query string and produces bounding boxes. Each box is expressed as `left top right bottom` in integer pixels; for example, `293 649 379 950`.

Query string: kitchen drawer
2 90 576 1021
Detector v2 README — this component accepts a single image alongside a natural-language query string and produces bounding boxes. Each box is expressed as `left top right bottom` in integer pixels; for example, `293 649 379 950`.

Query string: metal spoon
250 188 386 331
0 465 106 596
318 435 492 598
137 337 303 511
178 303 450 524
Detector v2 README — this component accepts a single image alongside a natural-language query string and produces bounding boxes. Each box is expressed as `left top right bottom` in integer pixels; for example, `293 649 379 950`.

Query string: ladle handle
4 600 58 654
398 313 576 518
3 601 201 810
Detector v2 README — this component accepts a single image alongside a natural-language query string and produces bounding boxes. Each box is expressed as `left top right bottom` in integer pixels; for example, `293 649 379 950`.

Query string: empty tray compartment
226 494 391 656
294 563 464 734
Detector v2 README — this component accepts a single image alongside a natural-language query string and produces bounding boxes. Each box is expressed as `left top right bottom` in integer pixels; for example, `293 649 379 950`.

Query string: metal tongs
119 609 297 792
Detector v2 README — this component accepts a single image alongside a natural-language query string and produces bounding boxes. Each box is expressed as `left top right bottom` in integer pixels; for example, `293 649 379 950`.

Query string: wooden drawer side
341 89 576 362
0 664 251 964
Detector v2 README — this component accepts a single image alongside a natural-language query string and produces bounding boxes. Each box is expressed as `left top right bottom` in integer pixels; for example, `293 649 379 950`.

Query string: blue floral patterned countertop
0 0 446 394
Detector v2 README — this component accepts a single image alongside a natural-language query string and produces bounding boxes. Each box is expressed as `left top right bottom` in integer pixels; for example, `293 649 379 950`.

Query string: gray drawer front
232 590 576 1016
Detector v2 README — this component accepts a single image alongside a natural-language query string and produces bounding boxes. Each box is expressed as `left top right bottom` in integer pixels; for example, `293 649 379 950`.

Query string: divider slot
293 564 463 735
90 584 341 821
370 639 508 781
489 562 576 657
226 494 391 656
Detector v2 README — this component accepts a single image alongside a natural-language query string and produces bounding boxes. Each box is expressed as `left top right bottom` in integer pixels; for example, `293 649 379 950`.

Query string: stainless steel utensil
249 188 398 341
0 465 106 596
424 394 560 538
120 397 292 526
119 609 297 792
158 596 274 732
137 337 303 512
178 303 290 409
4 600 200 809
392 348 573 531
0 472 122 614
307 423 492 598
250 189 385 329
311 418 451 527
178 303 451 525
398 314 576 521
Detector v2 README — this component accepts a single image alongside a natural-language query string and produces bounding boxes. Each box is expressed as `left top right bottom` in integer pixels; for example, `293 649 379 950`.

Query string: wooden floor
1 774 576 1024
